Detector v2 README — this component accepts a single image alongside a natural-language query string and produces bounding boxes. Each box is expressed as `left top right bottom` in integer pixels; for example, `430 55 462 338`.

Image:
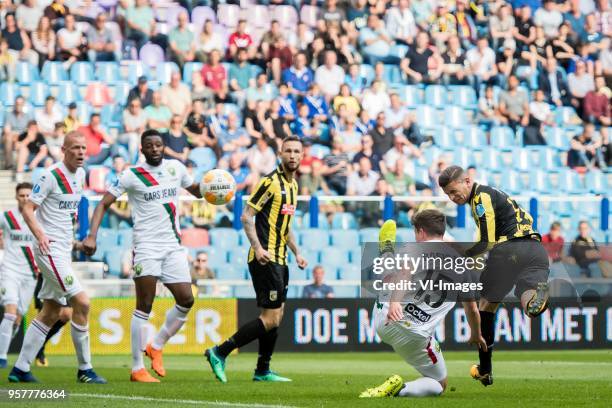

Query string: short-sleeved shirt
87 27 113 46
405 47 433 76
126 5 155 33
302 283 334 298
0 208 38 277
169 27 194 52
107 159 193 251
18 132 47 155
57 28 82 49
5 111 32 135
228 63 251 90
144 105 172 132
201 64 226 92
163 131 189 158
499 89 528 117
30 162 85 252
282 67 314 93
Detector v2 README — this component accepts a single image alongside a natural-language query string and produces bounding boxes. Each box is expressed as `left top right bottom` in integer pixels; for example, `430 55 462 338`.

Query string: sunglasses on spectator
196 258 207 262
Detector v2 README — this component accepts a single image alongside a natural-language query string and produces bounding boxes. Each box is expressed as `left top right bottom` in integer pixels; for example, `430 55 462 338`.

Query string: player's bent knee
177 294 194 310
439 378 448 393
59 307 73 322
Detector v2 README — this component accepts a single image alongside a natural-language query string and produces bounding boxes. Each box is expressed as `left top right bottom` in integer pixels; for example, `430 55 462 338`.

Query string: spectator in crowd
105 154 126 187
44 0 70 30
277 84 297 120
499 75 530 130
227 151 254 194
0 38 15 82
429 3 457 50
163 115 190 163
144 91 172 133
513 5 536 50
583 76 611 126
35 96 63 138
384 93 408 130
538 57 570 106
268 99 292 141
383 132 422 173
401 31 442 85
315 50 345 100
228 19 254 60
228 47 251 107
568 123 606 169
399 113 426 147
542 221 565 263
31 15 55 70
466 36 498 94
245 72 277 103
347 0 368 30
489 3 515 50
80 113 118 166
384 156 416 196
359 14 398 66
385 0 417 45
534 0 563 39
127 76 154 108
361 80 391 117
184 100 216 149
344 62 367 96
245 99 273 141
283 51 314 97
125 0 156 50
268 35 294 86
347 156 379 196
45 122 65 163
168 11 196 69
201 49 229 102
191 252 215 285
352 133 382 173
219 112 250 158
197 20 224 62
333 84 361 117
322 137 349 195
57 13 85 66
160 71 192 119
63 102 81 133
87 13 120 62
247 137 276 176
302 265 334 298
442 35 469 86
454 0 477 48
564 0 586 38
569 221 602 277
2 12 38 66
369 111 395 157
2 96 31 169
16 0 42 34
15 121 47 181
568 60 595 115
294 103 318 141
551 22 577 70
529 89 555 127
260 19 283 60
581 13 606 57
121 98 146 161
335 117 361 158
304 84 330 122
318 0 347 29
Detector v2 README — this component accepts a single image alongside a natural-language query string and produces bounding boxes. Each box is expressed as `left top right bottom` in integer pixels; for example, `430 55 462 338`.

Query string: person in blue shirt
304 84 329 121
301 265 334 298
281 52 314 97
277 84 298 121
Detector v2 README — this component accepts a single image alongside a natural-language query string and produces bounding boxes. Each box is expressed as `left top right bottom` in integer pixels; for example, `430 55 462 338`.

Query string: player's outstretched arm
21 200 49 254
82 192 117 256
462 300 487 352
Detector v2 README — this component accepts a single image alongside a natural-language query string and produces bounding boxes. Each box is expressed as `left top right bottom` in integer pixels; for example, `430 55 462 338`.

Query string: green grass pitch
2 350 610 407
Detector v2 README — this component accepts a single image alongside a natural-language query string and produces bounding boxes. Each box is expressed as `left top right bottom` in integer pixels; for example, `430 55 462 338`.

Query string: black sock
479 311 496 374
256 327 278 373
36 320 67 359
216 318 266 358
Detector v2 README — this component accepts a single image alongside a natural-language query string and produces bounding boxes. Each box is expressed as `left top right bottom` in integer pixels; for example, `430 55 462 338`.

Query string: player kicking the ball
204 136 306 383
9 132 106 384
0 183 39 368
360 210 485 398
83 129 204 383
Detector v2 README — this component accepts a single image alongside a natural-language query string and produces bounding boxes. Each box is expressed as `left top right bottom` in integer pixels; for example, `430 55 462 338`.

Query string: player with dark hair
83 129 204 382
204 136 306 383
437 165 549 386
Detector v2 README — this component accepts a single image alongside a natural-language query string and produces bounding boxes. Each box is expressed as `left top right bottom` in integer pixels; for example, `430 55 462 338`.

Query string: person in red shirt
200 49 229 102
269 36 293 85
541 221 565 263
80 113 118 166
228 19 254 60
583 76 611 126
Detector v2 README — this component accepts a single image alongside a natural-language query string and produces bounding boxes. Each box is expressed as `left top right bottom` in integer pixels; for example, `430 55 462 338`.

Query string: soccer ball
200 169 237 205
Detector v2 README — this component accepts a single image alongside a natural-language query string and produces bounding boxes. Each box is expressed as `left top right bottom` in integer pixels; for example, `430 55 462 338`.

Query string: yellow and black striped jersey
247 166 298 265
467 183 540 256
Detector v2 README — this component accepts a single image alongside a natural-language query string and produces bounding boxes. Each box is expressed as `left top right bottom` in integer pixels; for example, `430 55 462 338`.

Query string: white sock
14 319 49 372
131 310 149 371
152 304 190 350
71 322 92 371
0 313 17 359
398 377 444 397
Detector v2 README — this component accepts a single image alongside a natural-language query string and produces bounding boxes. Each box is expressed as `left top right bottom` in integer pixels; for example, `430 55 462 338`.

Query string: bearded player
0 183 39 368
204 136 306 383
83 129 204 383
9 131 106 384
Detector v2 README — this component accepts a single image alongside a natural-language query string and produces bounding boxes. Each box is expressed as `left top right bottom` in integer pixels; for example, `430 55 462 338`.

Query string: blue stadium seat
229 246 250 266
0 83 21 106
70 62 95 85
452 147 472 169
329 229 359 249
539 148 563 170
112 81 131 106
297 249 320 269
156 62 180 83
544 126 569 150
209 227 239 249
389 44 408 59
95 62 120 83
126 61 152 84
188 147 217 172
359 64 375 85
183 62 204 83
338 264 361 280
585 171 608 194
28 82 49 106
383 64 402 85
349 247 362 264
299 229 330 251
448 228 475 242
558 169 586 194
449 85 478 110
529 169 552 194
444 105 467 128
331 212 357 229
490 126 516 147
100 104 123 129
57 81 79 105
310 144 331 159
320 247 348 270
413 166 430 185
289 265 309 281
415 105 438 130
234 285 256 298
500 170 523 194
105 250 123 276
15 62 39 84
0 109 4 127
397 85 422 108
435 126 455 148
396 228 415 242
41 62 68 84
201 247 228 268
554 106 580 127
463 125 487 147
333 285 359 298
359 228 379 244
93 228 118 262
215 263 246 280
424 85 447 107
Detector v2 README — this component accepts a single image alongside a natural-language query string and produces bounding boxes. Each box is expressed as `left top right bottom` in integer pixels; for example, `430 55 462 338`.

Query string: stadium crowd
0 0 610 235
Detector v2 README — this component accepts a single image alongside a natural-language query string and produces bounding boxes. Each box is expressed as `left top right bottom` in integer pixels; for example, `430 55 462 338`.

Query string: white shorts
0 267 37 315
35 243 83 306
132 246 190 284
374 305 447 382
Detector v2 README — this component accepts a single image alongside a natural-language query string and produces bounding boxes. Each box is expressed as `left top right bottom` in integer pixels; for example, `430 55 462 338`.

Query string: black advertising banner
238 298 612 352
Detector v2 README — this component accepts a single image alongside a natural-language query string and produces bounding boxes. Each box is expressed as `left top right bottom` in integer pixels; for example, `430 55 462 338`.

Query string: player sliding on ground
9 132 106 384
204 136 306 383
360 210 486 398
83 129 204 383
438 165 550 386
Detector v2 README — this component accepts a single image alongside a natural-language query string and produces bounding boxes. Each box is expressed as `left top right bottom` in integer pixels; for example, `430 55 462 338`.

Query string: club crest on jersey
168 167 176 176
475 204 486 217
269 290 278 301
134 264 143 276
281 203 296 215
64 275 74 286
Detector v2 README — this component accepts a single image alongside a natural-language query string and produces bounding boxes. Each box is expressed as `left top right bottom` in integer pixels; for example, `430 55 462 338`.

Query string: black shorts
248 260 289 309
480 238 550 302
